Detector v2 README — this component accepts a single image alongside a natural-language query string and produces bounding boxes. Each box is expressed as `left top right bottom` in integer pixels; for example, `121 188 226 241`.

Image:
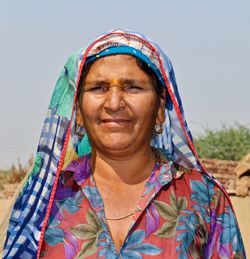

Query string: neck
91 145 156 185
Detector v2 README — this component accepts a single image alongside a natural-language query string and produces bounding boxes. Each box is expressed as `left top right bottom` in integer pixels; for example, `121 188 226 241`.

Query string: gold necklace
106 211 135 221
106 148 161 221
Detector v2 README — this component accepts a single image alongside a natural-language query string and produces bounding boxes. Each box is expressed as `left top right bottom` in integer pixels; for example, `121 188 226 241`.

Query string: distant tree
8 155 34 183
194 123 250 161
0 169 10 190
9 159 26 183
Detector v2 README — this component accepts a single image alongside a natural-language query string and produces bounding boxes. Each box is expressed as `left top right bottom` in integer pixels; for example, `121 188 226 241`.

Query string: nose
104 86 125 112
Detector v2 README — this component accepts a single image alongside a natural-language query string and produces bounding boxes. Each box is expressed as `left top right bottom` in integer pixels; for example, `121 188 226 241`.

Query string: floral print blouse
41 150 246 258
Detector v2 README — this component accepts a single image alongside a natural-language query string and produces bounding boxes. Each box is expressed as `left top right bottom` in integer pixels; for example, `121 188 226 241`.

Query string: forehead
90 54 136 67
84 54 151 82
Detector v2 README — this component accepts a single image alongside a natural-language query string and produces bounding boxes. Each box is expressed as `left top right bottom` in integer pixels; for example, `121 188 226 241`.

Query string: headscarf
2 29 224 258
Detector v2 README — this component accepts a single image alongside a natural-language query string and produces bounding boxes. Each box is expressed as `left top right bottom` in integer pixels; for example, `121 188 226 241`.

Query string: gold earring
155 124 163 134
76 124 84 138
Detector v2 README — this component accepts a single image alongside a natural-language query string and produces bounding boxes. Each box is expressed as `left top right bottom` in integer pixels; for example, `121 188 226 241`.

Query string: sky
0 0 249 168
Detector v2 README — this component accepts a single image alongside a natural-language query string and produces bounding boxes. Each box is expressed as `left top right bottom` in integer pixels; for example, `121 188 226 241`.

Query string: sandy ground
231 196 250 257
0 196 14 257
0 198 13 225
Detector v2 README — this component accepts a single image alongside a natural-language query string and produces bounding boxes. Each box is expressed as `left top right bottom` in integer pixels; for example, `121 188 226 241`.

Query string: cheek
79 98 96 131
131 96 159 126
146 101 160 129
140 95 159 116
81 95 100 118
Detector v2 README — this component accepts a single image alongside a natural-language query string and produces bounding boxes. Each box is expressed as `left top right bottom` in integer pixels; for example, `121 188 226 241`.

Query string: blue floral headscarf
3 29 213 258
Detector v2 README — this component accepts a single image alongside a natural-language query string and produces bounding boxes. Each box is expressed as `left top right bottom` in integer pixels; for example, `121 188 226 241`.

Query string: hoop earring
155 124 163 134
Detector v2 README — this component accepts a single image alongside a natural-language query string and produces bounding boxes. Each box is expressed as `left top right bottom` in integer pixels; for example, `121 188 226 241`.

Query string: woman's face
78 54 165 157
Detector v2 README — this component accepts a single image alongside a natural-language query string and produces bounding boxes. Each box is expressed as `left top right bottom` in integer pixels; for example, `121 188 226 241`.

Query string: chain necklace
105 148 162 221
106 211 135 221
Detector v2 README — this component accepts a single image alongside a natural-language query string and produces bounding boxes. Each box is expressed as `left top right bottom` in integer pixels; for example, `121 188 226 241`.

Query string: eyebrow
84 78 149 86
84 80 108 86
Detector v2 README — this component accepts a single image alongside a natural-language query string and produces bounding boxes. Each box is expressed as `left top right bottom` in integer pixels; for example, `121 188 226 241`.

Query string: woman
3 29 245 258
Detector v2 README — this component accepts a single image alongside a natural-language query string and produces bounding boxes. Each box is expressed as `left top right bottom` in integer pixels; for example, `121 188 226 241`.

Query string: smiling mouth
101 118 130 128
102 118 130 123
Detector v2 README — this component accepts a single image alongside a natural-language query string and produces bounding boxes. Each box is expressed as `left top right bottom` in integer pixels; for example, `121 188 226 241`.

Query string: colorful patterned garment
2 29 246 258
40 151 245 258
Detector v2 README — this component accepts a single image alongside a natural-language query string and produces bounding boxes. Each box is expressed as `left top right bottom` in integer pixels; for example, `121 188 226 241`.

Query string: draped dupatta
3 29 224 259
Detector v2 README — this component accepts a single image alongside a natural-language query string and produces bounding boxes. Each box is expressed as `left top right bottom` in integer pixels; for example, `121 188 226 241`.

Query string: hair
135 58 164 99
76 54 166 101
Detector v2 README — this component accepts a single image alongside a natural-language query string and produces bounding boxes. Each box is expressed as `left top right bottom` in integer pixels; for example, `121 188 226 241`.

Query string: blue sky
0 0 249 167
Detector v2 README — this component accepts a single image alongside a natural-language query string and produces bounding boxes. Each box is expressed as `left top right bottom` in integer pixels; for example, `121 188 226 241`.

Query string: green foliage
194 124 250 161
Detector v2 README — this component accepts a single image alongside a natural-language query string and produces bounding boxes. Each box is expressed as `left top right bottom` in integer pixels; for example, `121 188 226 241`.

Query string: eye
86 85 107 93
124 85 143 93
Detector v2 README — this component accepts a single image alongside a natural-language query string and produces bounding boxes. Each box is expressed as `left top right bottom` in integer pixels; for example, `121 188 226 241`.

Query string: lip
102 118 130 123
101 118 131 129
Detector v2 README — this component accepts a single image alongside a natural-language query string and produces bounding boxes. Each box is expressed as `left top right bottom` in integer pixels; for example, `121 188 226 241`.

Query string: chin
95 137 137 155
101 133 134 147
101 141 132 151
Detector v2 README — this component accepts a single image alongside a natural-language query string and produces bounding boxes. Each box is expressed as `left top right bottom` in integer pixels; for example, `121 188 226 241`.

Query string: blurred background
0 0 249 255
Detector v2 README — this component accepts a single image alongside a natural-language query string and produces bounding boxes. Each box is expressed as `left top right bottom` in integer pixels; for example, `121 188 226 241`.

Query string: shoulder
173 168 246 257
173 164 231 207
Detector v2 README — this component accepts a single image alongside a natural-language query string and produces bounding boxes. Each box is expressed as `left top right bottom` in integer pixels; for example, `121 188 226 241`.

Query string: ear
156 90 166 125
76 102 84 127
